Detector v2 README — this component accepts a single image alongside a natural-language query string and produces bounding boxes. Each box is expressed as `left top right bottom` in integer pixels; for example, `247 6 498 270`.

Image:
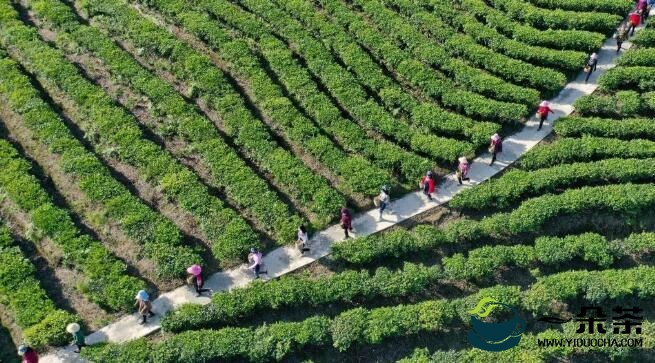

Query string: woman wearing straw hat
18 345 38 363
616 24 628 53
187 264 211 297
66 323 85 353
489 133 503 165
536 101 553 131
135 290 155 324
457 157 471 185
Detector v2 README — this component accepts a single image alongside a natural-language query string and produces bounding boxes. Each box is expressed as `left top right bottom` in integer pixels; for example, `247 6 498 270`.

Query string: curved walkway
40 13 650 363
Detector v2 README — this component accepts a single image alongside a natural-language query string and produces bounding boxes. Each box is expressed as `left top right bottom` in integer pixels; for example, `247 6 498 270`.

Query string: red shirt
421 176 436 194
23 350 39 363
340 212 352 229
630 13 641 26
538 106 551 116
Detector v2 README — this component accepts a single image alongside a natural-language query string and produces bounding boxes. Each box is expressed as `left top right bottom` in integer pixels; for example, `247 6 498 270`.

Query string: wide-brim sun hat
186 264 202 275
539 101 550 107
491 133 501 141
135 290 149 301
66 322 80 334
458 156 468 163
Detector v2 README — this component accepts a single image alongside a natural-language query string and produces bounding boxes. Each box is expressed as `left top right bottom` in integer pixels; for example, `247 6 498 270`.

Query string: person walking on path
248 248 267 279
135 290 155 324
420 171 436 200
18 345 38 363
584 53 598 83
296 225 310 254
66 323 85 353
489 133 503 165
537 100 553 131
340 207 353 239
376 185 390 220
187 264 211 297
639 0 648 22
628 10 641 36
457 157 471 185
616 25 628 53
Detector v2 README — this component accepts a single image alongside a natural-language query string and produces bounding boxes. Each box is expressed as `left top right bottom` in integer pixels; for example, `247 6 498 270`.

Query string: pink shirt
249 252 263 269
458 162 470 176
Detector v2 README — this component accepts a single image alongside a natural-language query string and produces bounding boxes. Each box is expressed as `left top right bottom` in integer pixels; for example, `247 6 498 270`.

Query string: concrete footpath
40 14 649 363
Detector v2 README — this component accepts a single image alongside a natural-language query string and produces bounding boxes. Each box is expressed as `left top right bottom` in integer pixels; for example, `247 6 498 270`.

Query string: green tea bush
574 91 644 118
451 158 655 211
600 66 655 92
617 48 655 67
491 0 622 34
77 0 346 225
0 2 260 264
138 0 434 182
0 140 144 311
525 0 633 15
554 116 655 140
0 56 197 277
29 0 306 239
355 0 548 103
519 137 655 170
269 0 500 147
0 226 78 348
415 0 587 73
632 28 655 47
162 262 441 332
461 0 605 52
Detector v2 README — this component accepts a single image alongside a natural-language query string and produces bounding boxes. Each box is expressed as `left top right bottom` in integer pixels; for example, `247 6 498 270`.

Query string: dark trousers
141 310 155 323
490 151 497 165
538 115 547 130
342 224 352 238
298 242 310 253
585 63 597 82
379 202 387 215
617 40 623 52
423 189 432 200
628 23 637 35
194 280 210 295
252 264 268 278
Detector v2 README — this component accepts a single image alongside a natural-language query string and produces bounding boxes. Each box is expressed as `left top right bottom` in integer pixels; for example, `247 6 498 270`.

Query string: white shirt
379 191 389 203
298 230 308 243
